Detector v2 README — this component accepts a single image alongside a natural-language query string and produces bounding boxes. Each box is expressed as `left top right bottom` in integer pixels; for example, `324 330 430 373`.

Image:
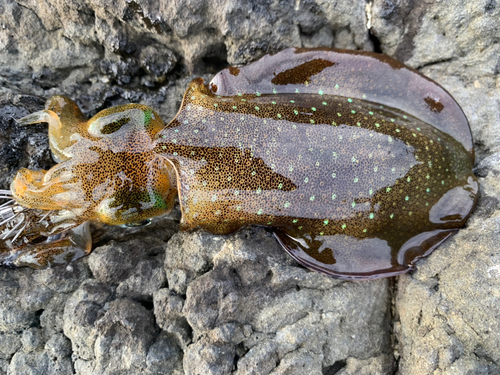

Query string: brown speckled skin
1 48 478 278
1 96 176 267
155 48 478 279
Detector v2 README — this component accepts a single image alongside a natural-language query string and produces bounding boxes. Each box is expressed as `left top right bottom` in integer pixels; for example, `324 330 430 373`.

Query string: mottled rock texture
0 0 499 374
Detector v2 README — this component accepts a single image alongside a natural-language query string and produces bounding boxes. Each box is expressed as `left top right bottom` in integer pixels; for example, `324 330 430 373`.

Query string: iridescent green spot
310 196 315 201
290 100 295 103
417 127 421 131
322 102 327 105
251 171 256 176
337 113 342 117
298 226 303 230
312 107 316 111
202 119 206 123
369 111 374 115
256 187 262 194
390 118 395 122
426 188 431 193
363 229 367 233
211 194 217 202
241 98 246 102
412 133 417 137
335 84 339 89
289 165 294 172
272 101 277 105
255 106 260 111
390 213 394 219
310 119 315 124
278 183 283 189
162 145 166 150
320 232 324 236
332 121 337 126
409 211 412 216
407 177 411 182
292 219 298 223
396 129 400 133
405 196 409 201
277 114 282 119
369 213 374 219
375 123 380 128
347 98 353 103
441 180 445 185
143 109 153 124
304 177 309 183
351 201 356 208
374 166 378 172
386 187 391 193
214 103 218 107
332 194 337 200
232 106 237 110
323 220 329 226
318 90 324 95
356 122 361 126
369 189 373 195
257 209 263 215
354 177 358 183
273 88 277 94
256 91 261 96
342 224 347 229
294 110 299 115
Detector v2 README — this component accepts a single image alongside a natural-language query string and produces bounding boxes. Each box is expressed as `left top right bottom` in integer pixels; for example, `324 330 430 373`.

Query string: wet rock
0 92 52 189
177 229 393 374
88 238 165 286
93 299 157 373
153 288 192 349
146 331 183 374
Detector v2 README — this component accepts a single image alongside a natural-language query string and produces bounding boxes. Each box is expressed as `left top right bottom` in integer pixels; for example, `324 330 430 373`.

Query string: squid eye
120 219 152 228
101 117 131 134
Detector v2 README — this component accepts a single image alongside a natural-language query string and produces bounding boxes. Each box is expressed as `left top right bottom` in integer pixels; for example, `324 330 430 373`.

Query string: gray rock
88 238 164 286
93 299 157 374
146 331 183 375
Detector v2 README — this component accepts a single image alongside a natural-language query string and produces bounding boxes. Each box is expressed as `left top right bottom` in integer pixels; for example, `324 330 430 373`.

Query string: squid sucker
0 48 478 279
